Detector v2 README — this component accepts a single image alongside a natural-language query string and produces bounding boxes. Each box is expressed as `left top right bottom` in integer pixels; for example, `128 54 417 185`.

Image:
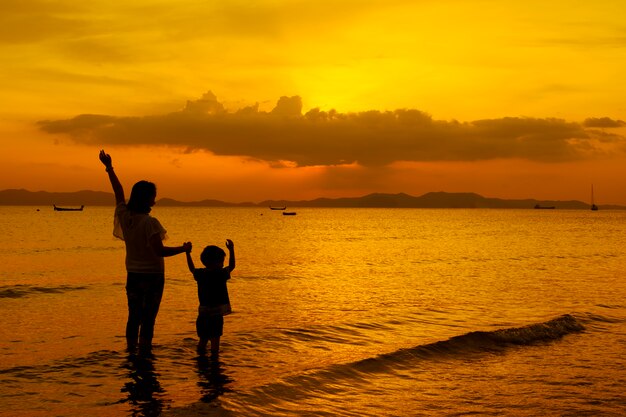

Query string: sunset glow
1 0 625 203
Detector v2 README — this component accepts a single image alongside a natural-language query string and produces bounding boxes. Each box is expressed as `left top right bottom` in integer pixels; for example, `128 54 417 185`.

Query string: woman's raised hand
99 150 112 169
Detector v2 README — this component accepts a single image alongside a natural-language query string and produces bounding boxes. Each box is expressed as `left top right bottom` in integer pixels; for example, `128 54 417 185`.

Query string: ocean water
0 206 625 416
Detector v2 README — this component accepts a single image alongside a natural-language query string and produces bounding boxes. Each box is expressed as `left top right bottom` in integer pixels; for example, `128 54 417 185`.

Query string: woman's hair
200 245 226 266
127 180 157 214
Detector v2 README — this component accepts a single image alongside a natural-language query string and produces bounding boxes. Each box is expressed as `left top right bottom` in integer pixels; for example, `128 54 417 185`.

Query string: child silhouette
185 239 235 356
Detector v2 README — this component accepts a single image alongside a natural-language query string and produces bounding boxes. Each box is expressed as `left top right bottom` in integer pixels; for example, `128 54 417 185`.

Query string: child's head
128 180 157 214
200 245 226 268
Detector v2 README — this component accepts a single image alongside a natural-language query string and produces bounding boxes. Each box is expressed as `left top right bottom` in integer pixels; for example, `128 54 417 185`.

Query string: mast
591 184 598 211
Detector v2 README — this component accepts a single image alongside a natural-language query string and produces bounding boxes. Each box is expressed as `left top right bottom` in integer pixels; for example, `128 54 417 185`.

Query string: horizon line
1 188 621 209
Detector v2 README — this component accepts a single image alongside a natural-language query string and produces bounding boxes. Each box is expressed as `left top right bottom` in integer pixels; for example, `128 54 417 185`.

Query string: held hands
99 150 113 169
183 242 192 253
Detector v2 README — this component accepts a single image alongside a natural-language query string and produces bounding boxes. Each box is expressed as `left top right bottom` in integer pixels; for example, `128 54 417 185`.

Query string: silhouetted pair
99 150 234 357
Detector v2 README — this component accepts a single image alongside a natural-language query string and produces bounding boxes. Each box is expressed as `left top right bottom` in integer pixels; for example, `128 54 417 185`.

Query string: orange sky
1 0 625 204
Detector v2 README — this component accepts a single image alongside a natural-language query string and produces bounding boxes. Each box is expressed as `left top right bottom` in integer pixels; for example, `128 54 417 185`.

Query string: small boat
590 185 598 211
282 211 297 216
270 206 287 210
54 205 84 211
534 204 555 209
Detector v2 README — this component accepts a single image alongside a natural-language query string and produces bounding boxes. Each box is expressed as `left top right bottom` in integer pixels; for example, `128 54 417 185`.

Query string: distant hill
156 197 254 207
258 192 619 209
1 188 623 209
0 189 114 206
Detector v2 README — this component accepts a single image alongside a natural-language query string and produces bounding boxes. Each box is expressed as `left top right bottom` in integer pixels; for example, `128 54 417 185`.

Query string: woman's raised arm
99 150 125 205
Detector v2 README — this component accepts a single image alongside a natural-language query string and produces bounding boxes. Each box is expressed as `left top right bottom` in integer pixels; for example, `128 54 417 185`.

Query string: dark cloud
38 92 624 167
183 91 225 115
271 96 303 117
0 1 91 44
582 117 626 128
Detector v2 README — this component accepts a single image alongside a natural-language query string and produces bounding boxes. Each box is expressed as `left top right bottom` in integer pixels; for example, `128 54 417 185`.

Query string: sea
0 206 625 416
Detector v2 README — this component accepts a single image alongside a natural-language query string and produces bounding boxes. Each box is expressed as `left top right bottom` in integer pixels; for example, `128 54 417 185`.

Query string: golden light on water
2 206 626 415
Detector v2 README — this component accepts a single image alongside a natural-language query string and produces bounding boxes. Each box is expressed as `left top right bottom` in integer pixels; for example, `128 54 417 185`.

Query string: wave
415 313 581 356
341 314 584 373
0 284 88 299
249 314 585 390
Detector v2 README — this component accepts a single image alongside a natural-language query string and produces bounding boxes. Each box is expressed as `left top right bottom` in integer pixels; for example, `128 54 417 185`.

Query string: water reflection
120 353 168 417
196 354 233 403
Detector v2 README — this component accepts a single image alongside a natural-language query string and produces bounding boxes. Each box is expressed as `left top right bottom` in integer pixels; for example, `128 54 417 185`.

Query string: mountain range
1 188 622 210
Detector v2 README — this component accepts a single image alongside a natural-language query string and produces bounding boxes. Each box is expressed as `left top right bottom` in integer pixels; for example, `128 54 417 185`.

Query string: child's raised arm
185 242 195 273
226 239 235 272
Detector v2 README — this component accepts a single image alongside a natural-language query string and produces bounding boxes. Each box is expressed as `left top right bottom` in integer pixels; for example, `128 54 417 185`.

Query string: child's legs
196 315 210 353
209 316 224 355
196 313 223 354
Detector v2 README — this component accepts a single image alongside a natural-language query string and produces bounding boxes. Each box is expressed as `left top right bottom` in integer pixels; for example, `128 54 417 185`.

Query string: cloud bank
582 117 626 128
38 91 625 167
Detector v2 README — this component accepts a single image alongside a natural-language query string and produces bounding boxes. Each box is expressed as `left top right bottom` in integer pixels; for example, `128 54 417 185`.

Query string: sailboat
590 185 598 211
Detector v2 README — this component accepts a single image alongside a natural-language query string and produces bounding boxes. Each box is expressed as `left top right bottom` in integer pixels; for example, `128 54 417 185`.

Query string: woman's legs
138 281 164 350
197 337 209 354
126 273 164 353
126 275 142 350
209 337 220 357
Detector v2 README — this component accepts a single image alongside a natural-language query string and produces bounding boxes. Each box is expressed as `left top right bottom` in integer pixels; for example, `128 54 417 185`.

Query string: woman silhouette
99 150 190 354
